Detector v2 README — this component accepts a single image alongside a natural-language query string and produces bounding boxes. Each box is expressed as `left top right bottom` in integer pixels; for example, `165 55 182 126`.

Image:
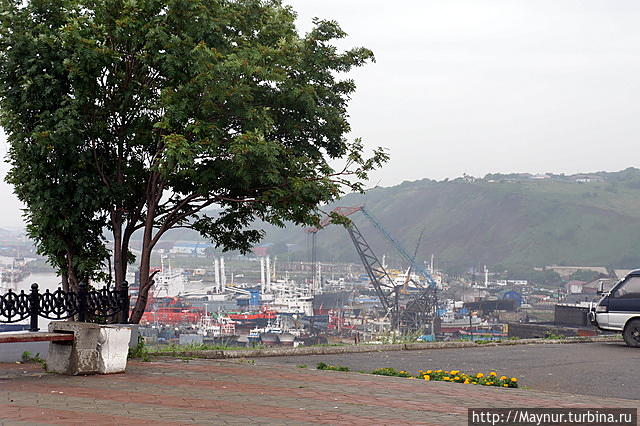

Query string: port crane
309 205 438 333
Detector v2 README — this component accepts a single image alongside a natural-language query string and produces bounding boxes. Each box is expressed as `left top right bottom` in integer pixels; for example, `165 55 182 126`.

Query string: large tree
0 0 386 323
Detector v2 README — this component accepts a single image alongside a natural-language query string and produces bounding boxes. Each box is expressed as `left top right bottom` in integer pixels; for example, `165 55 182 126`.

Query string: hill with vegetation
259 168 640 274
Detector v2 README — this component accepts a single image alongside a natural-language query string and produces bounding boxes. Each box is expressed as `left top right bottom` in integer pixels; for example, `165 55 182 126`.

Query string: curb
147 335 622 360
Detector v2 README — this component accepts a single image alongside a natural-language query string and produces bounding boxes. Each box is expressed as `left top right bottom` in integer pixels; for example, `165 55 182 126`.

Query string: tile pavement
1 358 638 425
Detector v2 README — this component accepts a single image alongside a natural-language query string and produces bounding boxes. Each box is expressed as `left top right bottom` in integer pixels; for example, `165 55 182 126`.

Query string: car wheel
623 319 640 347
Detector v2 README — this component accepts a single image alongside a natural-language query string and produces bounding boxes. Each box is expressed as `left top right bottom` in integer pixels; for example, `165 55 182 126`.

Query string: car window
613 276 640 299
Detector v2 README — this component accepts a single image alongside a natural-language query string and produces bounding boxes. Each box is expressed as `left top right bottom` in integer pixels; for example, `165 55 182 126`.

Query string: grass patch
148 342 266 353
371 367 412 377
544 332 565 340
128 336 151 362
21 351 47 370
316 362 349 372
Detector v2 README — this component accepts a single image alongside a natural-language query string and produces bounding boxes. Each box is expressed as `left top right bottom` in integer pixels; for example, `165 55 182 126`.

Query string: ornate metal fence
0 281 129 332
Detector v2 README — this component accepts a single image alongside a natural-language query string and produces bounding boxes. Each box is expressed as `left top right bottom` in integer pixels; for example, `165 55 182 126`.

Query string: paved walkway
1 358 639 425
252 341 640 400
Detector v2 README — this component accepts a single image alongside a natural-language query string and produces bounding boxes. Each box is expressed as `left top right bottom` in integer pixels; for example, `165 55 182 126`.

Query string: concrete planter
97 324 132 374
47 321 132 375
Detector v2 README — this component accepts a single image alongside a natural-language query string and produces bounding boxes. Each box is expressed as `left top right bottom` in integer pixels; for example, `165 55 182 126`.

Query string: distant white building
565 280 586 294
170 242 215 256
495 279 528 286
530 174 550 180
574 174 604 183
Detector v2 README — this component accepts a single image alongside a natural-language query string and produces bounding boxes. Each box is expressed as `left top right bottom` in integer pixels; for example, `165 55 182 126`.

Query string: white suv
589 270 640 347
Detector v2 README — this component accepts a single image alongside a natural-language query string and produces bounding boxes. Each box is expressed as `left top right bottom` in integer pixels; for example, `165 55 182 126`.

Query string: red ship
228 311 277 321
227 307 277 328
141 307 204 325
140 297 205 326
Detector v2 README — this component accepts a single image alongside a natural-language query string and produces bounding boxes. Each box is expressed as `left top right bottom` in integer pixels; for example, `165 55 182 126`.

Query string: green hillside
261 168 640 272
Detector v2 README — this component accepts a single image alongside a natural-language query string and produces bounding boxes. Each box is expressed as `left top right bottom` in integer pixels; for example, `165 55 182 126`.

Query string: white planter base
97 325 132 374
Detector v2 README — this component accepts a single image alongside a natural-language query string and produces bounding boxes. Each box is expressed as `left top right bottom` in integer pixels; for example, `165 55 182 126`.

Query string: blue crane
359 207 437 288
309 205 439 334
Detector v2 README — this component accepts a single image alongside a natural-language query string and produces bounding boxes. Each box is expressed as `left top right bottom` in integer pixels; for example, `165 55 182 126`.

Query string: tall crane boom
359 207 437 288
345 223 395 315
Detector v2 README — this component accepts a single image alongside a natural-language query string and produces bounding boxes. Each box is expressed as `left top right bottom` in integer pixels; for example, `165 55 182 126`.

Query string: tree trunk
120 218 137 287
129 190 159 323
61 272 69 292
130 240 152 324
65 250 79 292
111 211 124 291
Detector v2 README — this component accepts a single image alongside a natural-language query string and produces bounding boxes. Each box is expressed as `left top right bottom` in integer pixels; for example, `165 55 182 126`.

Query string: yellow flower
476 373 484 378
490 372 497 376
450 370 459 375
500 376 507 380
424 375 430 381
426 370 432 374
511 378 518 382
464 379 470 384
436 370 442 373
503 384 508 387
454 376 460 381
400 371 407 374
443 377 450 381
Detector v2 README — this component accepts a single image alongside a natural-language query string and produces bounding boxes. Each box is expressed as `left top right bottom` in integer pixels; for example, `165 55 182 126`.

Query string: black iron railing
0 281 129 331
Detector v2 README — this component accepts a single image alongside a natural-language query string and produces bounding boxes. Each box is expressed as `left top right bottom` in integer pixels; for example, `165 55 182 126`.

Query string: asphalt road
251 341 640 401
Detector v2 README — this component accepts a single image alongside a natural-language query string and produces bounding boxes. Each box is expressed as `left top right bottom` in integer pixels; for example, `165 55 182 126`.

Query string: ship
227 307 277 329
151 257 186 298
140 297 205 326
0 266 29 284
270 293 314 316
439 311 485 333
197 314 237 338
313 291 351 315
141 306 204 325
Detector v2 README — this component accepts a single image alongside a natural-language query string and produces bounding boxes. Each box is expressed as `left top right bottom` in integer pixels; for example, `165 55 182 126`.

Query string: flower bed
314 364 518 388
419 369 518 388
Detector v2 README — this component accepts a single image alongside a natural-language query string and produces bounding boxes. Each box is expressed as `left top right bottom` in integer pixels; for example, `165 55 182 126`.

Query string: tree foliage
0 0 386 321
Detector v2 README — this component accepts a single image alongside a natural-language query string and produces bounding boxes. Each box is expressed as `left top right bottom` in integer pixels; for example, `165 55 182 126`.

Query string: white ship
197 315 236 337
440 311 484 327
271 293 314 316
152 257 185 298
267 279 314 316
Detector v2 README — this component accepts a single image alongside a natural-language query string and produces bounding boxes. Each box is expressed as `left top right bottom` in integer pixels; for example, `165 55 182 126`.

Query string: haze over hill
258 168 640 272
9 169 640 275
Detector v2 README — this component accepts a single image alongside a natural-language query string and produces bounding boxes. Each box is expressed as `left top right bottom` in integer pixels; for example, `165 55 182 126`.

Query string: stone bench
0 331 74 344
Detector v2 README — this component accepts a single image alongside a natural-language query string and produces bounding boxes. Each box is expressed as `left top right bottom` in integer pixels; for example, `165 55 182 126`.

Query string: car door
607 276 640 330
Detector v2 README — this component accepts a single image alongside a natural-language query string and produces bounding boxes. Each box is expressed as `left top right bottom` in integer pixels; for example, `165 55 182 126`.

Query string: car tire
623 319 640 348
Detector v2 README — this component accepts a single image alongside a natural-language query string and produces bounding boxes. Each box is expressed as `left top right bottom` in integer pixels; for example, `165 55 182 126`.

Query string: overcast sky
1 0 639 228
